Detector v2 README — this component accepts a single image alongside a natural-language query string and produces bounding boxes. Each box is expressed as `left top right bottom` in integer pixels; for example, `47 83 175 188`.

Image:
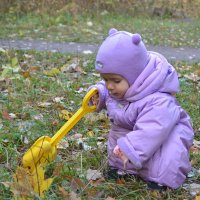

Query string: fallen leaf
75 87 86 94
30 66 40 72
73 133 83 139
11 57 18 67
2 111 12 120
51 119 59 126
57 139 69 149
59 186 70 199
85 112 108 125
89 177 105 186
190 140 200 154
53 96 65 103
10 165 54 198
6 168 34 198
106 197 116 200
21 135 29 144
61 63 81 73
69 191 81 200
59 110 72 120
38 102 52 108
9 113 17 119
87 188 99 199
86 131 95 137
20 71 31 78
184 73 198 82
33 114 44 120
86 169 103 181
77 138 92 151
44 68 60 76
116 178 126 185
183 183 200 196
196 195 200 200
150 190 160 199
53 163 64 177
65 175 85 191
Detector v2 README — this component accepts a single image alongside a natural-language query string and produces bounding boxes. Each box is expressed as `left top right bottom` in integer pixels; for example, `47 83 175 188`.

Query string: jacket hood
95 28 148 85
124 51 180 102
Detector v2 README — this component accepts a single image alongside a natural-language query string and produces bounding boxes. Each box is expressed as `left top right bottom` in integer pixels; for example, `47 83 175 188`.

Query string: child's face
101 73 129 99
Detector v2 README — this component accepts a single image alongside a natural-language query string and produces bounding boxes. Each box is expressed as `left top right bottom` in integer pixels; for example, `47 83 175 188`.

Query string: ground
0 39 200 63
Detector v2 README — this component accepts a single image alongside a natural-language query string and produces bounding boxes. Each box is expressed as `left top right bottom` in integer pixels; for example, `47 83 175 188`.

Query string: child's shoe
104 167 129 180
147 181 167 190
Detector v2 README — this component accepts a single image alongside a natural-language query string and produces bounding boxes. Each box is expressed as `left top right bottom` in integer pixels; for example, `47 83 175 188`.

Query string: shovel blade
22 136 56 172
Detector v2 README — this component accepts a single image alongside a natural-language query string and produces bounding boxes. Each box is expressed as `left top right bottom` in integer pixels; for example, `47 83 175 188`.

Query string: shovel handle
50 88 98 146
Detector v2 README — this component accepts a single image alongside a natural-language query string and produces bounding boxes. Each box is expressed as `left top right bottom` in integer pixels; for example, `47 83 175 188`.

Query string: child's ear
108 28 118 35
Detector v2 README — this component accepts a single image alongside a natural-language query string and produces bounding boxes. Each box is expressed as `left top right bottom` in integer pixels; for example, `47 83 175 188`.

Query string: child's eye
114 80 121 83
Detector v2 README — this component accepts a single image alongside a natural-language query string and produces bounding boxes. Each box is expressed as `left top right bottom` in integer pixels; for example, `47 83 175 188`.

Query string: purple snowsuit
90 52 194 189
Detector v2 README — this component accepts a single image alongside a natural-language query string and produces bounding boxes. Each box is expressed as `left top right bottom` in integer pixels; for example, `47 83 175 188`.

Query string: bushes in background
0 0 200 18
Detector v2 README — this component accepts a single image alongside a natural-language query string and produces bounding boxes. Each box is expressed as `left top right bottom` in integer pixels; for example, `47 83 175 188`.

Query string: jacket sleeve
117 96 180 169
87 80 108 112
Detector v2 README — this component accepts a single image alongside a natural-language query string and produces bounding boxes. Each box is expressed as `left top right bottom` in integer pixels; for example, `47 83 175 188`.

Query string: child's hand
113 145 129 169
91 92 99 106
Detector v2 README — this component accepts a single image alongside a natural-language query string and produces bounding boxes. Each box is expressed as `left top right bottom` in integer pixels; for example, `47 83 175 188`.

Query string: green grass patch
0 13 200 47
0 49 199 199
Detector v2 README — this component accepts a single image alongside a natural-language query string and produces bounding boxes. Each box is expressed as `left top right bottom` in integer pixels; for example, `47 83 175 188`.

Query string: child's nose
107 82 114 90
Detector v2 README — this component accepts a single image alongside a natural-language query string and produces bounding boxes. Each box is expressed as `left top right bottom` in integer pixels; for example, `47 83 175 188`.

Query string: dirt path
0 39 200 63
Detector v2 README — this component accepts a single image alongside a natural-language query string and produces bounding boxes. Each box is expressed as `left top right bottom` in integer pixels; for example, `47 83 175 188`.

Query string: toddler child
88 28 194 189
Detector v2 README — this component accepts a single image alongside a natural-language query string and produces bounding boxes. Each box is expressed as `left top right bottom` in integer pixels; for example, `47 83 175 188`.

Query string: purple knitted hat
95 28 148 85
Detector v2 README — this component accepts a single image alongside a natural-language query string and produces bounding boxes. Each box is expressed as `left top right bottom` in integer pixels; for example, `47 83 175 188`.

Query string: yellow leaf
12 165 54 198
20 71 31 78
86 131 95 137
59 110 72 120
31 165 53 197
196 196 200 200
11 57 18 67
12 167 35 199
44 68 60 76
150 190 160 199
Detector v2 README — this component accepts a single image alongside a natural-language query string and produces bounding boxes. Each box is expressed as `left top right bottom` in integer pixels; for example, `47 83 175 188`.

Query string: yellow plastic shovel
22 88 98 172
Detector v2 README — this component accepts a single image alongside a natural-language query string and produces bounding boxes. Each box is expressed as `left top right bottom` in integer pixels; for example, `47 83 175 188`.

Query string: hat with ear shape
95 28 149 85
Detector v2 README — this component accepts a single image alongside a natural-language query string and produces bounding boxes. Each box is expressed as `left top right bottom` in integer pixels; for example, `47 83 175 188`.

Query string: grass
0 9 199 199
0 13 200 47
0 49 199 199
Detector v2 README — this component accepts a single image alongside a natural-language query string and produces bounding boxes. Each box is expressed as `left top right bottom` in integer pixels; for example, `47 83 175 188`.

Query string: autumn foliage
0 0 200 18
